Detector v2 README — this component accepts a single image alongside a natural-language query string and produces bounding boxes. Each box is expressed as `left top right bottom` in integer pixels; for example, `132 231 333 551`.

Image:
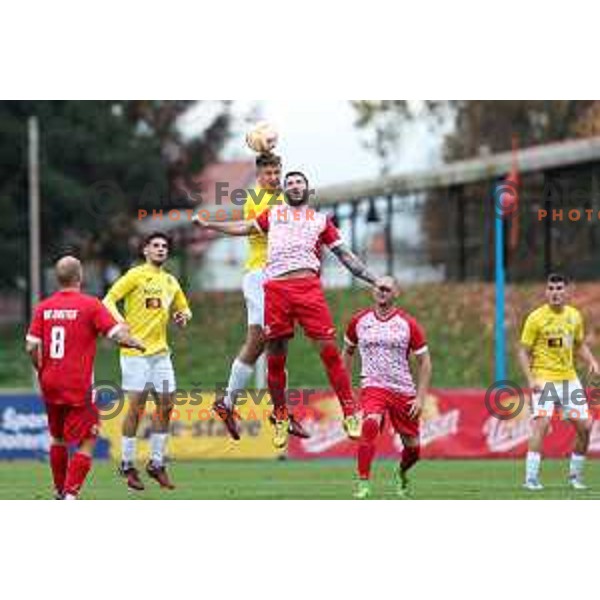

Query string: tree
0 101 232 292
352 101 598 162
352 101 600 280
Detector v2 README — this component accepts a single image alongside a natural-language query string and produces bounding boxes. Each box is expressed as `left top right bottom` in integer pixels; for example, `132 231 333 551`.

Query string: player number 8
50 326 65 359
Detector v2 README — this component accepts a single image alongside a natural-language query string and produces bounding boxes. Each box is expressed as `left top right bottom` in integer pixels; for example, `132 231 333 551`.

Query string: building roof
316 135 600 205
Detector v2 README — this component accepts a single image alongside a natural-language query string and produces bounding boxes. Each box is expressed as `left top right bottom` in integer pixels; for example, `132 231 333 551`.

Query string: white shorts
531 379 589 420
242 269 265 327
120 353 176 394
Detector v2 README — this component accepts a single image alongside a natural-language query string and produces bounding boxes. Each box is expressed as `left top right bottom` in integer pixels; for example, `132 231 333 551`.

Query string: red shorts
263 276 336 341
46 403 99 445
361 387 419 438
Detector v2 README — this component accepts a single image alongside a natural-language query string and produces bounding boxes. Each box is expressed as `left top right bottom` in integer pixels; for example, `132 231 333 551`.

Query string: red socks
357 418 380 480
267 344 356 420
401 446 420 474
357 423 421 481
51 445 93 498
49 444 68 495
319 344 356 417
267 354 288 420
63 452 92 497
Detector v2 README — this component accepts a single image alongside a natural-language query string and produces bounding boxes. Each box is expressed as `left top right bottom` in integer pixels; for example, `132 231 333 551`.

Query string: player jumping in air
194 171 383 448
518 273 599 491
103 232 192 491
26 256 145 499
209 153 307 441
343 276 432 499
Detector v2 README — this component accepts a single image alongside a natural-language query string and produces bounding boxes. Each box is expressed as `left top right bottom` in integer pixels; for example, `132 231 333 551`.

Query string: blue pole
494 211 506 381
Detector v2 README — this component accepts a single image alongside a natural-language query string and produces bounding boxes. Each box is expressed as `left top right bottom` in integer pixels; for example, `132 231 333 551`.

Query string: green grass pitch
3 459 600 500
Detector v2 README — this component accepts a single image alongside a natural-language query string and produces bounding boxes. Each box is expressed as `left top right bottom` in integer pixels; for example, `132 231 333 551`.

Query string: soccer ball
246 122 278 154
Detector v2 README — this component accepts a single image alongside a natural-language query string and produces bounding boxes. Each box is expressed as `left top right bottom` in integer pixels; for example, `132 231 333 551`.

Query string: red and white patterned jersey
345 307 428 395
254 205 342 279
26 290 120 405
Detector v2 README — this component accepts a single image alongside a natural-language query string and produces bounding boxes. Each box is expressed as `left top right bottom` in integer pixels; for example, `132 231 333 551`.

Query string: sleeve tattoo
330 243 377 286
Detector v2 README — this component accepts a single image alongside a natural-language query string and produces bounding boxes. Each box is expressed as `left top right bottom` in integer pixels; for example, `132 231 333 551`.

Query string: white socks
122 435 168 467
525 451 541 482
526 451 586 483
223 358 254 409
122 436 136 466
150 433 168 467
569 453 585 481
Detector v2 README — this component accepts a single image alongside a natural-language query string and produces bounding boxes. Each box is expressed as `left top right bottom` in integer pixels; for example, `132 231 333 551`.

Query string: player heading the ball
194 170 387 449
209 152 306 441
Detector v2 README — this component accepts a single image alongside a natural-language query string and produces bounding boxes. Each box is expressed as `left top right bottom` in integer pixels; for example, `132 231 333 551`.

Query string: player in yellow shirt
103 232 192 491
518 273 598 491
211 153 308 441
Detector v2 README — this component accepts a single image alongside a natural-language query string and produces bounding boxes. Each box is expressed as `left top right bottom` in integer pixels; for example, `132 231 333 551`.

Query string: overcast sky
185 100 447 186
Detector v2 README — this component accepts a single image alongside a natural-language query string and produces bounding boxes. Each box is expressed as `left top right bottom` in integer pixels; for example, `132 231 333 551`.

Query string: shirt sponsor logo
145 298 162 309
547 337 563 348
143 285 163 295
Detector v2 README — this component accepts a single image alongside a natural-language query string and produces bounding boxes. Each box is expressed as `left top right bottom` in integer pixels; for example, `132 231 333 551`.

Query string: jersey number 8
50 326 66 359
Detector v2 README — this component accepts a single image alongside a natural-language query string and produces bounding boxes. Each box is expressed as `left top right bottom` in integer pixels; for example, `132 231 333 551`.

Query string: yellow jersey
243 186 282 272
103 263 192 356
520 304 584 381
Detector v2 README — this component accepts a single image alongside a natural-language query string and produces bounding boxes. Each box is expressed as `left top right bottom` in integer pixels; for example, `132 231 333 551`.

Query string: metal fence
315 137 600 285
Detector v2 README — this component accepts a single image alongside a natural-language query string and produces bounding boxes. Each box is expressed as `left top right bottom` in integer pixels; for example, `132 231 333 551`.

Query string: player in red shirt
26 256 144 499
194 171 383 449
343 276 432 499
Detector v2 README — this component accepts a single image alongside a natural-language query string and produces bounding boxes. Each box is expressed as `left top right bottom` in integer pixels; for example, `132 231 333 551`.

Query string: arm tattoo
330 243 377 285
